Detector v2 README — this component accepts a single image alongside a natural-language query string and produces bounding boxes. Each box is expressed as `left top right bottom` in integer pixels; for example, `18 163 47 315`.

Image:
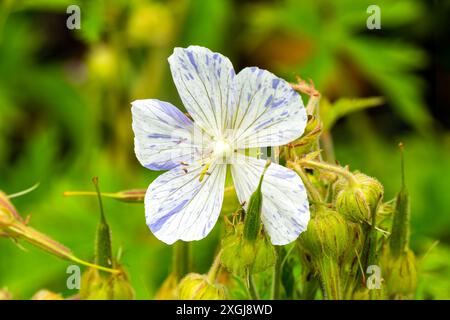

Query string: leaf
321 97 385 131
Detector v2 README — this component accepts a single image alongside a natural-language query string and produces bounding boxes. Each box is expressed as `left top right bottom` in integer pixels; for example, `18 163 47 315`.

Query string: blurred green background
0 0 449 299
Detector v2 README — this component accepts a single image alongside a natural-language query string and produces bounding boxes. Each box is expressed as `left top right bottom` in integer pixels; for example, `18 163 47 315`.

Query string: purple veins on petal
257 69 264 78
272 78 280 89
264 94 273 107
271 99 285 109
145 161 178 171
186 50 199 72
254 118 274 131
147 133 172 139
150 199 189 233
270 168 296 179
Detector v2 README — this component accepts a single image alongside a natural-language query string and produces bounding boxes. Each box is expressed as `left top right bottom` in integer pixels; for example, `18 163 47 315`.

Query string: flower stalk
92 177 114 271
299 159 358 186
271 246 282 300
173 241 190 281
0 191 119 274
63 189 146 203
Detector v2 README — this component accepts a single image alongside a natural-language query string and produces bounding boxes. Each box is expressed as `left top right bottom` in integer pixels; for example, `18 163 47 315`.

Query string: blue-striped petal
230 67 307 149
231 154 310 245
145 162 227 244
168 46 236 138
132 99 208 171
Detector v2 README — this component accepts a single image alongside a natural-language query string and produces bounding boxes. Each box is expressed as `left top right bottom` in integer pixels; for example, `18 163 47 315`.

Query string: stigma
213 139 233 161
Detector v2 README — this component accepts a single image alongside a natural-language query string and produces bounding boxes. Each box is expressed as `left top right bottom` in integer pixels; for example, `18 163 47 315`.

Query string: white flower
131 46 310 245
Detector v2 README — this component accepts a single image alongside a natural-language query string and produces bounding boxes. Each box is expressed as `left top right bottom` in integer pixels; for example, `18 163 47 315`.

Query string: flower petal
168 46 236 137
132 99 208 171
145 162 227 244
231 154 310 245
231 67 307 148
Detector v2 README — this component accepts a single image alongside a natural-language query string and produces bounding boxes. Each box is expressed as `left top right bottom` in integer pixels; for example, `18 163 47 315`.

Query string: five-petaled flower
131 46 310 245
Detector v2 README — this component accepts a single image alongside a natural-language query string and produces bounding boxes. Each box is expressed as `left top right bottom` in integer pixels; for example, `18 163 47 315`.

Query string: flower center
213 139 233 161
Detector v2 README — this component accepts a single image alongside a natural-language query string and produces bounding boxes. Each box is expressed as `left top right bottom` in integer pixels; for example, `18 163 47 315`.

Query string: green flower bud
155 273 178 300
341 221 364 266
80 266 135 300
298 206 349 261
334 173 383 223
297 206 351 300
221 223 276 277
177 273 226 300
381 246 417 299
243 160 270 243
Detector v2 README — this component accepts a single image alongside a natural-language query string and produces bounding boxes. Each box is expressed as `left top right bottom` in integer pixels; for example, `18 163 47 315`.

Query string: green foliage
244 0 430 130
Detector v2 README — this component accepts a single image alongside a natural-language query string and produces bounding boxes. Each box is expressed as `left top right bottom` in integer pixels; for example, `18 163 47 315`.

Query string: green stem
7 183 40 199
8 223 119 274
289 161 323 203
69 255 120 274
173 241 190 280
317 257 341 300
271 246 282 300
63 189 146 203
360 195 382 286
299 159 358 186
246 269 260 300
207 250 222 283
320 131 336 164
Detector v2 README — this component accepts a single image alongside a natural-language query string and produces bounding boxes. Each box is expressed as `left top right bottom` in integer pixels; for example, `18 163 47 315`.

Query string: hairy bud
177 273 226 300
80 266 135 300
298 206 349 261
334 173 383 223
381 246 417 299
221 222 276 277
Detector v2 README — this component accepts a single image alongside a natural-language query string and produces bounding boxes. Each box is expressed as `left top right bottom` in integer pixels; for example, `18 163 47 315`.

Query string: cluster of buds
283 83 414 299
221 162 276 280
288 139 419 300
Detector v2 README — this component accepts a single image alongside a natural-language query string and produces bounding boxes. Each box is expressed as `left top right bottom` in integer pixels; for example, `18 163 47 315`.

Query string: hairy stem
173 241 190 281
299 159 358 186
246 269 260 300
288 161 323 203
271 246 282 300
